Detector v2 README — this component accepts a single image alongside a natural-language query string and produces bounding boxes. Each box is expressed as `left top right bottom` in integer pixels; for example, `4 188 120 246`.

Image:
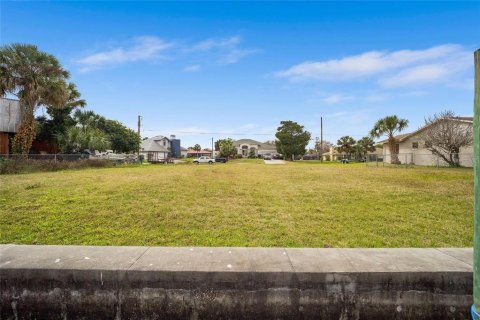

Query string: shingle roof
377 117 473 144
234 139 277 151
140 137 169 152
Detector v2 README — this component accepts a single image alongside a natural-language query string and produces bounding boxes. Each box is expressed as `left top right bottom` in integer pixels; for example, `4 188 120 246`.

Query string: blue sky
1 1 479 148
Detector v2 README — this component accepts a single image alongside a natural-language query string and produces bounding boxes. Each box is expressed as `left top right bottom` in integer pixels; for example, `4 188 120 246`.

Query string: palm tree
0 44 85 154
336 136 356 159
56 126 110 154
370 115 409 164
356 136 376 159
56 110 110 154
193 144 201 158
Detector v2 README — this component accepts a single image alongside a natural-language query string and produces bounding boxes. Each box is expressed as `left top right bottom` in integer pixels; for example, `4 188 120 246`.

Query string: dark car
215 157 228 163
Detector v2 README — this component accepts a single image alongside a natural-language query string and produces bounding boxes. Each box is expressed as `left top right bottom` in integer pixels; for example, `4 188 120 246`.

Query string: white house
180 147 188 158
233 139 278 158
140 135 171 162
380 117 473 167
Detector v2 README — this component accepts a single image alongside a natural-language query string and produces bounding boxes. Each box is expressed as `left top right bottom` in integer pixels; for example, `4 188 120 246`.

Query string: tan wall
382 136 473 167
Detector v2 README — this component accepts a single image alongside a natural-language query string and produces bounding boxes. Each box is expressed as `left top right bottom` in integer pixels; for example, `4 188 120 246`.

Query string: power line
141 129 369 137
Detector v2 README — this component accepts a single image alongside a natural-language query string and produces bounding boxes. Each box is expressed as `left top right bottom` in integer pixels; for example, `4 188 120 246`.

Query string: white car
193 156 215 164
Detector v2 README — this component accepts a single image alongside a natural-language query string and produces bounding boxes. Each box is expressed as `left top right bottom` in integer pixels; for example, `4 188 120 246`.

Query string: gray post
320 117 323 163
472 48 480 319
137 115 141 162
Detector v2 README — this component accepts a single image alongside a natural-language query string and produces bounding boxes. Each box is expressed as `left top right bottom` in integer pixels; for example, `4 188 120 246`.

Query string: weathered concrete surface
0 245 473 319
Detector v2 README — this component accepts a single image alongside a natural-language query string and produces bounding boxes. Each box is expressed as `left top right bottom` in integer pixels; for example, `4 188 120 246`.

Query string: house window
412 142 418 149
163 141 166 146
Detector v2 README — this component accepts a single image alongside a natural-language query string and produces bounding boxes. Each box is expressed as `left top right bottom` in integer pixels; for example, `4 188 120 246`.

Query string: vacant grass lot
0 160 473 247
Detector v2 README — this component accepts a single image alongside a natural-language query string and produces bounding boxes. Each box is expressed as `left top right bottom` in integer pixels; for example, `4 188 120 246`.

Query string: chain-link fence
366 153 473 168
0 153 139 174
0 153 138 162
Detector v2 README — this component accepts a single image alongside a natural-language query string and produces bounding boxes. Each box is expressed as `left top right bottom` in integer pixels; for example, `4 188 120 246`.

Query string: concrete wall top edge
0 245 473 274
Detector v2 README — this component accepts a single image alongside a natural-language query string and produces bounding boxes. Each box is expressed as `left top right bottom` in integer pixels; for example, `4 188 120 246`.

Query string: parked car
215 157 228 163
193 156 215 164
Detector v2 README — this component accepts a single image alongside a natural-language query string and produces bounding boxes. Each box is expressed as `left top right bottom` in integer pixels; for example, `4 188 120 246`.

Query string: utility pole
137 115 141 162
212 137 214 158
473 48 480 319
320 116 323 163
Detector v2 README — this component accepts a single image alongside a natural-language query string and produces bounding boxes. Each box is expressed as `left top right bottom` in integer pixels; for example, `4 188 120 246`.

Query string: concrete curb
0 245 473 319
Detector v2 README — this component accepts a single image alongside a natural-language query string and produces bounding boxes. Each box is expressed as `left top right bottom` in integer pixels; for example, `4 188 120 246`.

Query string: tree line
0 44 139 154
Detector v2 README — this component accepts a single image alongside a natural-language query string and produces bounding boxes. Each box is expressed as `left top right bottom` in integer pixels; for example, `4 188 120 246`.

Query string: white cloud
183 64 201 72
191 36 241 51
76 36 173 72
77 34 258 72
322 94 354 104
221 48 259 64
380 64 448 87
275 44 471 88
189 35 259 65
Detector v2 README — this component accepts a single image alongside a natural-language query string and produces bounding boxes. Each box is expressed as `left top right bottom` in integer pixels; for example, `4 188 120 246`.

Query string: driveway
264 159 285 165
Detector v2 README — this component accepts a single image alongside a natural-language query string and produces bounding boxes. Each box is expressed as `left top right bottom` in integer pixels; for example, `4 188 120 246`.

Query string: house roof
151 135 170 141
0 98 21 133
234 139 277 151
140 137 169 152
378 117 473 144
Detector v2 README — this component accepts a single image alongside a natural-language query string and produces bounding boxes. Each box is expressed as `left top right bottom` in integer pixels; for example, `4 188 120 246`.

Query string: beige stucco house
379 117 473 167
321 146 382 162
233 139 278 158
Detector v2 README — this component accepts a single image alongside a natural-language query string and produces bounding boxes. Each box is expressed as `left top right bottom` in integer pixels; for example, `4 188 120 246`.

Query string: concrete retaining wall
0 245 473 319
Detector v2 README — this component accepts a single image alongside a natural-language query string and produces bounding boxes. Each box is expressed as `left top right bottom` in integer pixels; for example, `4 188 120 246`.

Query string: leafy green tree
275 121 311 160
215 139 226 151
193 144 201 152
36 107 77 143
0 44 85 154
336 136 356 159
56 110 111 153
356 136 376 159
96 118 140 153
219 138 237 158
370 115 409 164
56 126 110 153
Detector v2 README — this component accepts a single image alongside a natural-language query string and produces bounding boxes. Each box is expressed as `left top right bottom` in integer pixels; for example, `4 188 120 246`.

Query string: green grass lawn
0 160 473 247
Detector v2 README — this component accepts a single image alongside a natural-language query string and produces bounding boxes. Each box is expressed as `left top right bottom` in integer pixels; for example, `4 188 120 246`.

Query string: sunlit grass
0 160 473 247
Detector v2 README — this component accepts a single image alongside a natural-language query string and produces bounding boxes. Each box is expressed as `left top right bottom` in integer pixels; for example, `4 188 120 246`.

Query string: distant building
0 98 21 155
233 139 278 158
378 117 473 167
180 147 188 158
321 146 382 162
187 149 212 158
140 135 185 162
